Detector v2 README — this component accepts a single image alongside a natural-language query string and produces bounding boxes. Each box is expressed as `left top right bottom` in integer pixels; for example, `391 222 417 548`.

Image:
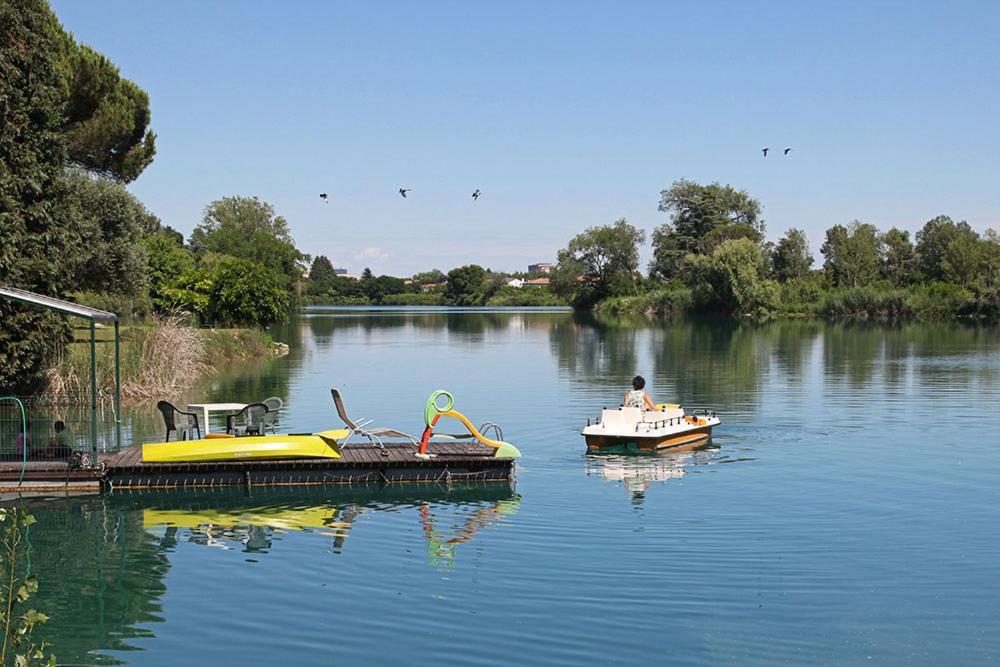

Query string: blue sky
52 0 1000 275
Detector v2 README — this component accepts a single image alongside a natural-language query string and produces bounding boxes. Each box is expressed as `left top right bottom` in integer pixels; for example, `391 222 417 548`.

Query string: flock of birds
318 188 482 203
317 151 792 203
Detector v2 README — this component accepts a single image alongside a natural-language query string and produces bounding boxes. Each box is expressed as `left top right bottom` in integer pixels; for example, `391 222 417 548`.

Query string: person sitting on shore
624 375 656 411
16 419 33 460
47 420 73 460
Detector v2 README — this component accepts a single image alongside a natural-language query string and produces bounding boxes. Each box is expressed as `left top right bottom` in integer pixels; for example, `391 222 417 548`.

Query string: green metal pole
90 320 98 463
114 320 121 451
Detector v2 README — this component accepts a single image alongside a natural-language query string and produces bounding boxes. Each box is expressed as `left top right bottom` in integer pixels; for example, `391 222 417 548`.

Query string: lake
21 308 1000 665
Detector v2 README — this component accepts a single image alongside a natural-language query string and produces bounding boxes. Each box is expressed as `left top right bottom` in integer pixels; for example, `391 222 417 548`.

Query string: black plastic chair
156 401 202 441
262 396 283 433
226 402 269 437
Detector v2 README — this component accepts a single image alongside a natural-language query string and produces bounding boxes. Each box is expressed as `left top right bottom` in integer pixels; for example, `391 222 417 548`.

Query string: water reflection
585 446 725 504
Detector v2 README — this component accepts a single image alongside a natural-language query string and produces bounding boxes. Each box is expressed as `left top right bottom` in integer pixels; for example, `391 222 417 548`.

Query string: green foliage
381 292 446 306
771 228 814 282
141 231 195 311
940 235 993 288
820 287 911 321
307 255 337 294
55 169 154 296
685 238 779 316
906 283 974 319
651 180 764 280
58 43 156 182
821 221 881 287
412 269 446 285
775 275 824 314
914 215 978 281
594 287 693 319
552 219 645 308
879 227 915 285
486 286 568 307
190 196 307 287
161 258 288 327
69 290 152 322
0 507 56 666
0 0 74 392
445 265 488 306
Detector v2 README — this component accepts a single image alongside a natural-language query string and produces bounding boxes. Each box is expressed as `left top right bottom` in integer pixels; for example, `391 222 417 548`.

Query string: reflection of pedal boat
582 404 720 454
142 430 348 463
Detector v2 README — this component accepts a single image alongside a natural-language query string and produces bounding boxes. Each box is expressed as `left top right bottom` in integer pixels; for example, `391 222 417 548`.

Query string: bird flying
784 148 792 155
399 188 411 198
472 189 481 200
762 148 769 157
319 193 328 202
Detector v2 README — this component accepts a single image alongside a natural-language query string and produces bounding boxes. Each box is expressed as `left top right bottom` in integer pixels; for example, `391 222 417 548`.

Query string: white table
187 402 247 435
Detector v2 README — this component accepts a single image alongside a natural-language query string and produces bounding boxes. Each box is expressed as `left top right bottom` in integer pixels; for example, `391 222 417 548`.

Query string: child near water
624 375 656 410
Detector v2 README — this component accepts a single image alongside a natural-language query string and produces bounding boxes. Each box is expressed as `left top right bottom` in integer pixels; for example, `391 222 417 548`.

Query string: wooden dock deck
0 441 515 493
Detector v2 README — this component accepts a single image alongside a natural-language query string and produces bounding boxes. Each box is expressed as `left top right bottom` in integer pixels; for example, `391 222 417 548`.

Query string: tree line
550 180 999 320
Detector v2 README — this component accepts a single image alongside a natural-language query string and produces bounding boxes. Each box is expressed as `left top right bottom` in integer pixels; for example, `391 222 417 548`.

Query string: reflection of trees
26 497 171 666
548 312 639 389
760 320 823 378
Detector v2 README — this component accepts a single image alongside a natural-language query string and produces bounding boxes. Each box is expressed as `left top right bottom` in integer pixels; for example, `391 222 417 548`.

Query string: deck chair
156 401 202 441
330 389 418 453
261 396 283 433
226 402 269 436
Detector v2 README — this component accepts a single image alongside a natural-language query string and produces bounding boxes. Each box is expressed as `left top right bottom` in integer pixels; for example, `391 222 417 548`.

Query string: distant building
506 278 525 289
528 263 553 274
334 268 348 275
523 277 551 287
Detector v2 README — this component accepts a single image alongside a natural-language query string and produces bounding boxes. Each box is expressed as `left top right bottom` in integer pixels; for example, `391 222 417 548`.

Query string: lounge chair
330 389 418 453
226 402 269 437
156 401 202 441
262 396 283 433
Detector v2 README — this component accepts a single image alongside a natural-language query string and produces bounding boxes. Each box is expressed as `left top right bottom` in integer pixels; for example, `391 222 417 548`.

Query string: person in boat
624 375 656 410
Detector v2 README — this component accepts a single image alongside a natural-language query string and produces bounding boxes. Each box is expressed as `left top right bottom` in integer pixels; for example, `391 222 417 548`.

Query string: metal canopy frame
0 287 121 459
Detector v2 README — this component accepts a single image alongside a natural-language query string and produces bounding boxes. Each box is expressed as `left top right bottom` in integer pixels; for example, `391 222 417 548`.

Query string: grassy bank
594 282 1000 322
304 287 568 307
42 317 281 403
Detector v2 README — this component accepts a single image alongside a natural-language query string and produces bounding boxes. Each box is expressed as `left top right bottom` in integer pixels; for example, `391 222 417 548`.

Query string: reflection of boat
581 404 720 454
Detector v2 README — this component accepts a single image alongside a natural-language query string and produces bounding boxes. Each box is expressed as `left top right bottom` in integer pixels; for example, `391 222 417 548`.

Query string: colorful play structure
418 390 521 459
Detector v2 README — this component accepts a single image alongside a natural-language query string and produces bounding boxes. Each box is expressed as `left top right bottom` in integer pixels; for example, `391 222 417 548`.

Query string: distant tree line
551 180 1000 320
304 260 564 307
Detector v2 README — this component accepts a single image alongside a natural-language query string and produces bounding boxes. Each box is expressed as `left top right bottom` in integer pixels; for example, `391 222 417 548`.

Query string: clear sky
51 0 1000 276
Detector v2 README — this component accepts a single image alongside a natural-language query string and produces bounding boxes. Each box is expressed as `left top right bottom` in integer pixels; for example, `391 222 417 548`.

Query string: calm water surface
22 309 1000 665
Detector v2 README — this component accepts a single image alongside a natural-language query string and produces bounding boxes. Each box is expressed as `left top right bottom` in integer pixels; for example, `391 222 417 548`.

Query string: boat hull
142 431 349 463
585 425 713 454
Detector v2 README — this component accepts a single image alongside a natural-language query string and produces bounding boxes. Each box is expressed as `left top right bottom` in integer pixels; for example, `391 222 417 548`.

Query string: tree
552 219 645 308
412 269 446 285
770 228 814 282
141 231 195 311
0 0 74 391
651 180 764 280
190 196 307 287
308 256 337 295
915 215 979 281
821 221 881 288
58 42 156 182
879 227 915 286
940 234 990 289
55 169 155 297
446 265 487 306
163 258 288 327
685 238 779 316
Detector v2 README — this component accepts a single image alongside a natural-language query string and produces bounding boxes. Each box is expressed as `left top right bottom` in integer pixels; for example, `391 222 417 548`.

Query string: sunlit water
19 309 1000 665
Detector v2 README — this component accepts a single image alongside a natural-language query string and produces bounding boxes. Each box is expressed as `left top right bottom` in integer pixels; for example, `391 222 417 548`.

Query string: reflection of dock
0 441 515 493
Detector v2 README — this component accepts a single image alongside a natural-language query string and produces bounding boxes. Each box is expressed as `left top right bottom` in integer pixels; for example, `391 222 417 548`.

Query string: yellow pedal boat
142 429 349 463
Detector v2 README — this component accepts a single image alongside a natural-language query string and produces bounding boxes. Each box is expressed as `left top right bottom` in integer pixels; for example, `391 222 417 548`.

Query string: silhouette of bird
784 148 792 155
762 148 769 157
472 189 481 200
399 188 411 198
319 193 328 202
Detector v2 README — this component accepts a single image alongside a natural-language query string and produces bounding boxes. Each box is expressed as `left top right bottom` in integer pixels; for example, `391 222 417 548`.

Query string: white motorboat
582 404 720 454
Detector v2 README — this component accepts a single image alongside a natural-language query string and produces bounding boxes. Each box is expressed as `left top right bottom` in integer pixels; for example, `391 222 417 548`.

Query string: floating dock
0 441 515 494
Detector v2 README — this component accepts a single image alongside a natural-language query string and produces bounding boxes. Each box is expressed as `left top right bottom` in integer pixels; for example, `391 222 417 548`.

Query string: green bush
595 287 692 318
776 275 824 314
381 292 445 306
70 291 152 322
906 283 973 319
821 287 912 321
487 287 567 307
